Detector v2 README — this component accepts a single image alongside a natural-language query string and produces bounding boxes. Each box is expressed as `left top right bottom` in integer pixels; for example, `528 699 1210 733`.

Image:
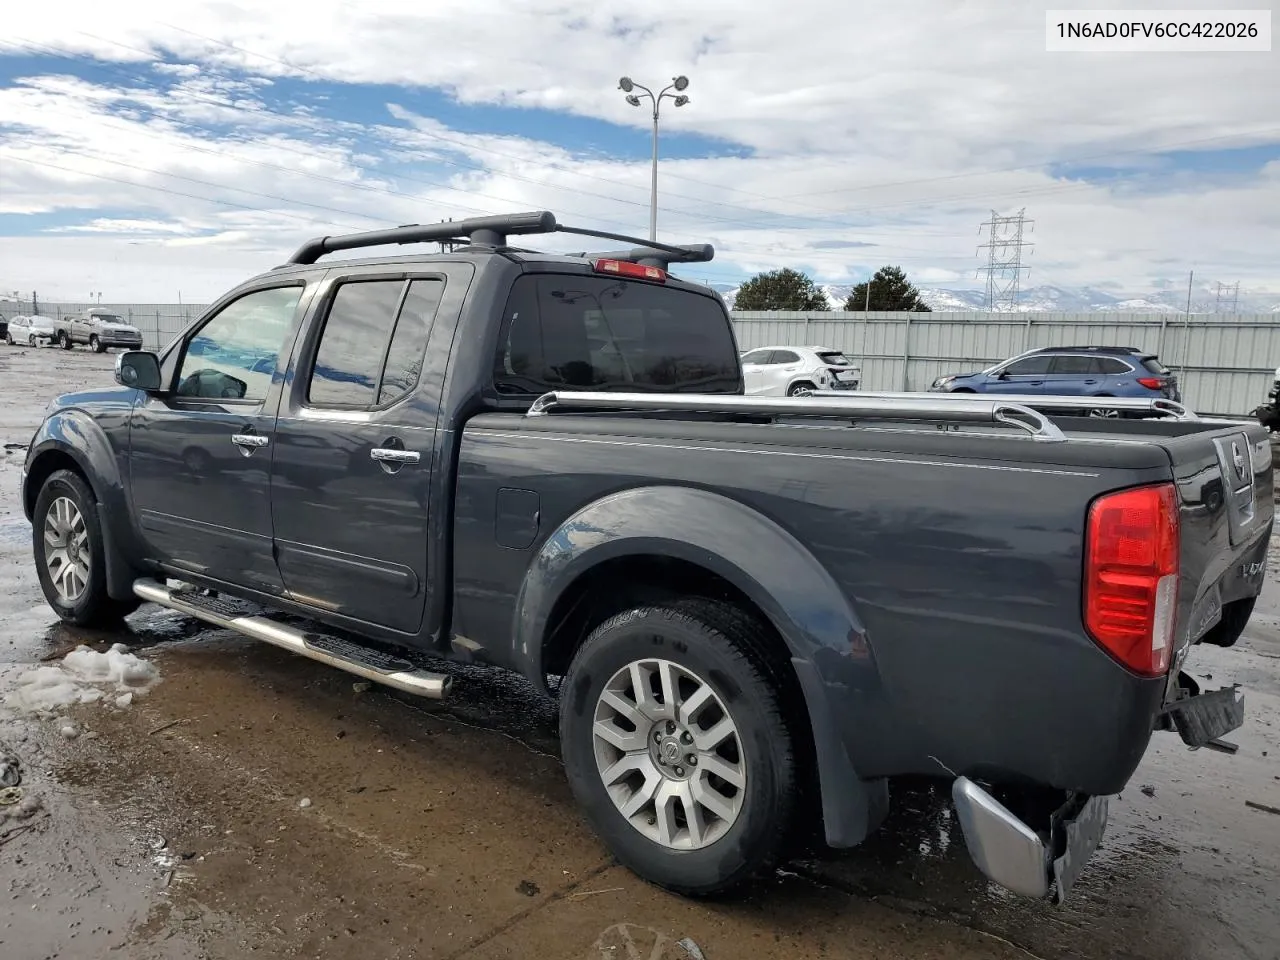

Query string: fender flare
515 484 887 846
25 410 142 600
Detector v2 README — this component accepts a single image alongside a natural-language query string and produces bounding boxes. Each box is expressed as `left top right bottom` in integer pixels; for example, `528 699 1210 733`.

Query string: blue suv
929 345 1181 409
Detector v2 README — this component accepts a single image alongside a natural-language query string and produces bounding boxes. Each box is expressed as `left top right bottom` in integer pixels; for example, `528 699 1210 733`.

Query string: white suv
740 345 861 396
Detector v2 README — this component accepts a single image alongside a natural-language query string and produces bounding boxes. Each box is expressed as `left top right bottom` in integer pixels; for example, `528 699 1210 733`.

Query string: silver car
5 315 56 346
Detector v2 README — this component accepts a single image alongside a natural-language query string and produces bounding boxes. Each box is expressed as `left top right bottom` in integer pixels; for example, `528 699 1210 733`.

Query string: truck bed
450 402 1272 796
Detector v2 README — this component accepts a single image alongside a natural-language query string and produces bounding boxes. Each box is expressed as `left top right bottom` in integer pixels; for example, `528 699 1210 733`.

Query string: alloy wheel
43 496 90 603
592 658 746 850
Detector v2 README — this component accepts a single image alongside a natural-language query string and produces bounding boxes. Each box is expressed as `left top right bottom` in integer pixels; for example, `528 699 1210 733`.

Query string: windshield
92 314 125 324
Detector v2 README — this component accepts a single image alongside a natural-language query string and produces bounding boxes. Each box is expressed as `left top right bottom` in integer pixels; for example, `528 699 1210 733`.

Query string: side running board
132 578 451 699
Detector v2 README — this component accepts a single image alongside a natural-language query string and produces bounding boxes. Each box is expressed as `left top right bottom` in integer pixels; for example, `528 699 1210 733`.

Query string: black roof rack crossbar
287 211 557 265
285 210 714 268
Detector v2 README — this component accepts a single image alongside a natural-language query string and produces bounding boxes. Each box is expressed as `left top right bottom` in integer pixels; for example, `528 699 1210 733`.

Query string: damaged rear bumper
1158 673 1245 748
952 777 1108 903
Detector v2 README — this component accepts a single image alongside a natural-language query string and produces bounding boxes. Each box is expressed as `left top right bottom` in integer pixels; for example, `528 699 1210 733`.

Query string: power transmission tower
1215 281 1239 313
976 208 1034 312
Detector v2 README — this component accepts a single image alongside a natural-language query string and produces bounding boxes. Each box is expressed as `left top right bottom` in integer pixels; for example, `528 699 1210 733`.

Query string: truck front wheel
90 335 105 353
559 600 796 896
33 469 139 626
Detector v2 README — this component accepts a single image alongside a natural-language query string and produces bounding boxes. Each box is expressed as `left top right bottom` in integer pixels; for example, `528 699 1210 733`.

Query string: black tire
1202 595 1256 648
59 331 73 350
560 599 796 896
28 334 38 347
90 335 104 353
4 332 12 346
33 469 139 626
787 381 816 397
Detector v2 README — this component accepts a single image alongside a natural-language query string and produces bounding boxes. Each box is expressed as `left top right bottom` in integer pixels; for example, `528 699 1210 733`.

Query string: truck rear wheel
33 469 139 626
559 600 796 896
59 331 73 350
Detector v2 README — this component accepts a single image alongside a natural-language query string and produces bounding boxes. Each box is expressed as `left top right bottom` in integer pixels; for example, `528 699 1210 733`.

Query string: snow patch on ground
4 644 159 715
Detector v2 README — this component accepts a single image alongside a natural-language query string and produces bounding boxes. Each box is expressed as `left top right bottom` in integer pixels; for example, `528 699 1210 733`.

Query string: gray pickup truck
20 212 1271 901
52 308 144 352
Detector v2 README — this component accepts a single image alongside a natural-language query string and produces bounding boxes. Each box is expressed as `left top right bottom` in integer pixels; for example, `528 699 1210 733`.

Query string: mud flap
1049 794 1109 904
1161 679 1245 749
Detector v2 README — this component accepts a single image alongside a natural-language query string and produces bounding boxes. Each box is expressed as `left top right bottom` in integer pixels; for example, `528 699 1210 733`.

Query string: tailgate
1165 421 1273 697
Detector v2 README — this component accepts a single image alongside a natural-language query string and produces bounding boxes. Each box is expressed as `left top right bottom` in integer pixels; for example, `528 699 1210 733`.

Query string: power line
976 208 1033 312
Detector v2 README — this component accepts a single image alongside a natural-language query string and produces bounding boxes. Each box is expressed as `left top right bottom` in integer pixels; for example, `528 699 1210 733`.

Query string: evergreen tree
732 268 830 311
844 266 931 312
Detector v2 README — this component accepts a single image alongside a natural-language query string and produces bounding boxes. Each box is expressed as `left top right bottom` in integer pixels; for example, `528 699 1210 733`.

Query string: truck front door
128 283 310 593
269 267 461 636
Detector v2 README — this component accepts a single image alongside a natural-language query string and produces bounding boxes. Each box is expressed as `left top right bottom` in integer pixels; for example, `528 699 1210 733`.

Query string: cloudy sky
1 1 1277 302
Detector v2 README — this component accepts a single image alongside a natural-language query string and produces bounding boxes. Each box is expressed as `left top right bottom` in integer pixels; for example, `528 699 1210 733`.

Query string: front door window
176 286 304 400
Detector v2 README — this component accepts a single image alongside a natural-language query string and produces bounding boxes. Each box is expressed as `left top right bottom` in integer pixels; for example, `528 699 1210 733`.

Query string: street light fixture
617 75 691 241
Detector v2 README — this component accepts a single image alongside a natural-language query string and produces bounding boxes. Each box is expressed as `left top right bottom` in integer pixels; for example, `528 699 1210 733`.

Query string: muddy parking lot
2 344 1279 960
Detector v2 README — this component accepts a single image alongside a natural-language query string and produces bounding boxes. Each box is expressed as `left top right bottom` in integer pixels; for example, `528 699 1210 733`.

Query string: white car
5 315 56 346
740 345 861 396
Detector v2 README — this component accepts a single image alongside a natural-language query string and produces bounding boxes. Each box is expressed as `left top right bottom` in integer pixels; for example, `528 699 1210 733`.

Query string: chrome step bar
133 579 450 698
527 390 1068 442
817 390 1197 420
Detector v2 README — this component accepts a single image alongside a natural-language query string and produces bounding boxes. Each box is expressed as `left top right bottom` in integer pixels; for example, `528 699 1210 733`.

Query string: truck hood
44 384 139 417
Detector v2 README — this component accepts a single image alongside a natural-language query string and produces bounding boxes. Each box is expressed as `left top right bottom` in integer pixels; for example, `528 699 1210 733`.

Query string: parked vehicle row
21 211 1268 904
3 310 145 351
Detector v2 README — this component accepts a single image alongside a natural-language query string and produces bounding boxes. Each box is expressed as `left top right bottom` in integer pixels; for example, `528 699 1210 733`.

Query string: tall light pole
618 75 690 241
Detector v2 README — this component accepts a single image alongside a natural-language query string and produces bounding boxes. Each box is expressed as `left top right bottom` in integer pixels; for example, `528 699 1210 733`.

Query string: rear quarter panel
453 413 1178 793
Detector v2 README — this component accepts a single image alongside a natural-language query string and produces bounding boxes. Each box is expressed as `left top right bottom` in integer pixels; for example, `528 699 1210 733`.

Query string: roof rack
526 390 1067 442
285 210 714 270
1031 345 1146 354
811 390 1196 420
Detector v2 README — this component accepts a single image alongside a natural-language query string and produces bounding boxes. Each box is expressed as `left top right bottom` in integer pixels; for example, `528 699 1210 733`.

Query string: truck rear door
269 264 469 636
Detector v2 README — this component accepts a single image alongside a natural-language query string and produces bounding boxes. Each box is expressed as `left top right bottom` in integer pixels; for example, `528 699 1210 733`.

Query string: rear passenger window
378 280 443 405
1049 355 1095 375
1097 357 1130 374
308 278 443 409
773 350 800 364
492 275 740 395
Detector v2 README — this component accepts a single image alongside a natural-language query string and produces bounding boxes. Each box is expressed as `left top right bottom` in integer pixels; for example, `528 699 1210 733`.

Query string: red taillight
1084 483 1179 677
1137 376 1163 390
592 259 667 282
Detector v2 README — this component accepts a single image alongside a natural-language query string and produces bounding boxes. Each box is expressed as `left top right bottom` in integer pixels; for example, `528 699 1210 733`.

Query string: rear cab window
492 274 740 395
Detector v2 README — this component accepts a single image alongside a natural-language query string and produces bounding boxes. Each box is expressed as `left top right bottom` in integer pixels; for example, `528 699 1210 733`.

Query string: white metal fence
9 298 1277 416
731 311 1280 416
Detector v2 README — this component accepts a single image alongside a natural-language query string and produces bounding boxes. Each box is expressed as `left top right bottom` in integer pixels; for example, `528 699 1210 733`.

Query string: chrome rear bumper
952 776 1108 903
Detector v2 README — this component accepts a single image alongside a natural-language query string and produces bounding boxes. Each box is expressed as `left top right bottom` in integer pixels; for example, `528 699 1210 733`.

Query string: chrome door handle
371 448 420 464
231 433 269 448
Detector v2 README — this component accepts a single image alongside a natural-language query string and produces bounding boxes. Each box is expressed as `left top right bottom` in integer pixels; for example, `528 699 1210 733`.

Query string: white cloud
0 0 1278 300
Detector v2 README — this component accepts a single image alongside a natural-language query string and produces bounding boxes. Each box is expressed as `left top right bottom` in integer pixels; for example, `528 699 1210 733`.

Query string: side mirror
115 351 163 392
996 370 1010 380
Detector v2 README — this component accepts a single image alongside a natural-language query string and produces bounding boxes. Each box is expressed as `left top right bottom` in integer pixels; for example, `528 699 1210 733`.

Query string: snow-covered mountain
716 282 1280 314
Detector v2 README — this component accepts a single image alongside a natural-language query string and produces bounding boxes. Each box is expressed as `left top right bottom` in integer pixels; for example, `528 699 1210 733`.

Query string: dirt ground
2 344 1279 960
